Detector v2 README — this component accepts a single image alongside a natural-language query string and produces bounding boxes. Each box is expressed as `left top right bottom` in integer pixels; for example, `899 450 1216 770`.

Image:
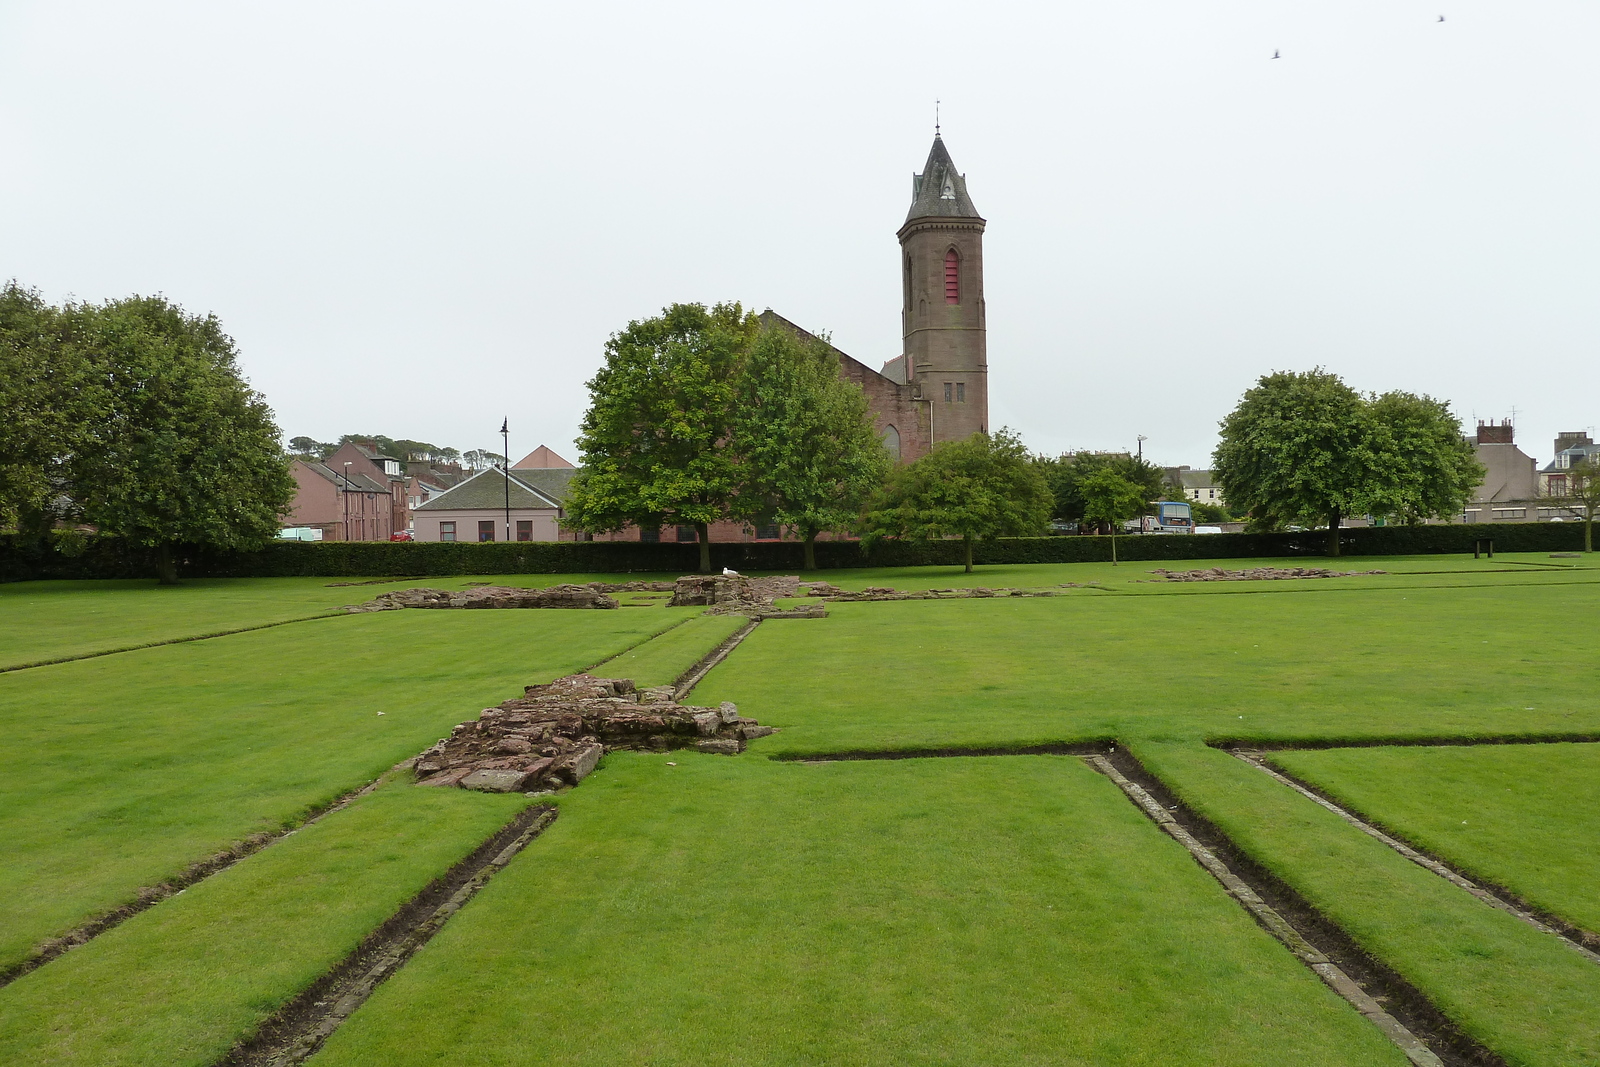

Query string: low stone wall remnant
412 673 775 793
349 584 620 612
1147 567 1386 582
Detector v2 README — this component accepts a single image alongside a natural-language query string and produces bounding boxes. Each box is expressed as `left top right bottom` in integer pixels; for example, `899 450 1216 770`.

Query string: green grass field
312 754 1405 1067
1272 743 1600 935
4 555 1599 1066
0 781 529 1067
0 607 696 971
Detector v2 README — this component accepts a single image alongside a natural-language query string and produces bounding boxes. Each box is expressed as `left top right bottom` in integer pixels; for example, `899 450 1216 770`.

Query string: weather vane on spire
935 99 941 136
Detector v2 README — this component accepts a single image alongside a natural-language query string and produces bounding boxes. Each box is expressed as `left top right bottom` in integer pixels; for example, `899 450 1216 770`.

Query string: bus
1141 500 1193 534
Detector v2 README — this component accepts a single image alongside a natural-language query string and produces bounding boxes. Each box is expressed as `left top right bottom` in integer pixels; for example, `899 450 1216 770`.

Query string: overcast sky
4 1 1597 469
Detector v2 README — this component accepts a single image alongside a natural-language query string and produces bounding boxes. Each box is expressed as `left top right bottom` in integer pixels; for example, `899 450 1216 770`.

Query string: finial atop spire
935 99 941 136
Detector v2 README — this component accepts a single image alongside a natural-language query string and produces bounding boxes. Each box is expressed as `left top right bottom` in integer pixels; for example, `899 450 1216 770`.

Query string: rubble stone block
695 739 743 755
554 742 603 783
691 711 722 736
738 723 776 740
460 768 531 793
415 768 472 788
718 702 740 724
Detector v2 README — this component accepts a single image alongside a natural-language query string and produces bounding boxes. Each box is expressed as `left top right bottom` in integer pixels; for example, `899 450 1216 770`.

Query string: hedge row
1 522 1585 582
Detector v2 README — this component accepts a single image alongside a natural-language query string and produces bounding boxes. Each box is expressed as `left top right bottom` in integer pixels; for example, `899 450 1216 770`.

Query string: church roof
905 135 981 223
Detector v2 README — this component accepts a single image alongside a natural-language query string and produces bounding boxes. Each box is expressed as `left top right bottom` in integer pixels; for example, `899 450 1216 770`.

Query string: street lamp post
342 462 353 541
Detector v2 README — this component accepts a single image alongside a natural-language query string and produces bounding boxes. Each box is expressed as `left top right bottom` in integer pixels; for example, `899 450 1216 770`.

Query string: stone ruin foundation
411 673 775 794
1146 566 1387 582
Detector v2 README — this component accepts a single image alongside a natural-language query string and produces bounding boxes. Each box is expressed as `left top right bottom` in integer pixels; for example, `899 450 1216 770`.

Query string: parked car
389 530 414 542
1194 525 1223 535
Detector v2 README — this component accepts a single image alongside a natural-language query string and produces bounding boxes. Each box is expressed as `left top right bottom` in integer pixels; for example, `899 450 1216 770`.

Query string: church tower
899 133 987 443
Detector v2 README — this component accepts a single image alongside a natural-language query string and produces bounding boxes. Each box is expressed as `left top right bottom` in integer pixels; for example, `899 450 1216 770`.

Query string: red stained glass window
944 250 959 303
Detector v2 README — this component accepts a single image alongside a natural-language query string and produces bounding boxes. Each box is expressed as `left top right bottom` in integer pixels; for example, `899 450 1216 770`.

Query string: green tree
1551 458 1600 552
0 283 94 538
68 296 296 584
729 325 890 569
1079 466 1149 536
1365 391 1484 525
564 302 759 572
863 429 1052 573
1213 370 1402 556
288 436 334 458
1037 451 1166 526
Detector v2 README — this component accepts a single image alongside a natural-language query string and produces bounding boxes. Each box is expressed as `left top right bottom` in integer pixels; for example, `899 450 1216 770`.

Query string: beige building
1463 421 1540 523
412 467 563 542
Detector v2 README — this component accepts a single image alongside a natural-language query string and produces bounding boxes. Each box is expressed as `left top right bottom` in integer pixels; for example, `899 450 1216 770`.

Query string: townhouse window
516 520 532 542
944 381 953 403
677 524 697 542
956 382 966 403
478 520 495 542
440 521 456 542
639 527 660 543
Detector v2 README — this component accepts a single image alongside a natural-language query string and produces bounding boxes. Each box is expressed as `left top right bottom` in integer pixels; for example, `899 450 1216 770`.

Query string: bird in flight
1272 49 1280 58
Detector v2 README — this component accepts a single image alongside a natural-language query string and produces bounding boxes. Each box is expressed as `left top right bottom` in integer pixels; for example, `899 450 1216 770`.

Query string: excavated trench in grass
215 803 557 1067
1231 746 1600 961
794 743 1505 1067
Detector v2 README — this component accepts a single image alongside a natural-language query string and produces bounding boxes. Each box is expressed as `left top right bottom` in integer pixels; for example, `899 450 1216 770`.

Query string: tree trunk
157 543 180 585
696 523 711 573
1326 510 1342 557
963 536 973 574
803 529 818 571
1586 510 1594 553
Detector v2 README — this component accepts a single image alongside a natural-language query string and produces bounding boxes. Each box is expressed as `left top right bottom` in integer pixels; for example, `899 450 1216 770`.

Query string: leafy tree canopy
1213 369 1480 555
863 429 1052 573
1034 451 1166 525
1078 466 1150 535
6 291 296 582
729 324 890 569
0 283 95 537
564 302 760 571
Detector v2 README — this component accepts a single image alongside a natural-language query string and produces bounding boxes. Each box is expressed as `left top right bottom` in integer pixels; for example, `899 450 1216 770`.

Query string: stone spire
906 135 982 222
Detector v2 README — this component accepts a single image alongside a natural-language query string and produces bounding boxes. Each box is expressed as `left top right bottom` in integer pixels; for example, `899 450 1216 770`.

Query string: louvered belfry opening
944 250 959 303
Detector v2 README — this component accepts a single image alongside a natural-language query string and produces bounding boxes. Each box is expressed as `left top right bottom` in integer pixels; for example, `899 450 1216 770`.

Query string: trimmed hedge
1 522 1586 583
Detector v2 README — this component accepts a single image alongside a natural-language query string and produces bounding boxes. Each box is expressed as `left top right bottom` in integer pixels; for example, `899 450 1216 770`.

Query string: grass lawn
592 612 750 688
0 607 697 971
312 753 1405 1067
1271 742 1600 935
0 780 529 1067
697 575 1600 755
1133 742 1600 1067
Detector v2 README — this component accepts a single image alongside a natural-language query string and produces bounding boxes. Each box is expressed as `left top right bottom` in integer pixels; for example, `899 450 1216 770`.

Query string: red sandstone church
416 133 992 545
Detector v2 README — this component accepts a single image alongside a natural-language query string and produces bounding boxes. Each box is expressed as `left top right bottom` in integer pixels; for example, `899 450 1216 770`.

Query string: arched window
882 425 901 463
944 250 959 304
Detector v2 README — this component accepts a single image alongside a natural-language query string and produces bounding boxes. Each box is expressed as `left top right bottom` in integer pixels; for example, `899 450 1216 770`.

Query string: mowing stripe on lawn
217 804 558 1067
785 740 1114 761
774 740 1489 1066
1235 750 1600 965
1087 754 1451 1067
578 613 695 673
673 616 759 698
0 612 347 674
0 763 396 990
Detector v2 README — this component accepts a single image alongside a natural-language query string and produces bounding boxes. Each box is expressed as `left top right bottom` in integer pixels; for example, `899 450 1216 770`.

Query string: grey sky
4 1 1596 470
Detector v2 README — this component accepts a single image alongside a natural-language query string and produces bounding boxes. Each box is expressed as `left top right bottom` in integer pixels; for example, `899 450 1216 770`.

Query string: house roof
1540 444 1600 472
905 135 981 223
514 445 576 469
298 460 391 494
414 466 561 511
1176 470 1217 490
511 466 580 504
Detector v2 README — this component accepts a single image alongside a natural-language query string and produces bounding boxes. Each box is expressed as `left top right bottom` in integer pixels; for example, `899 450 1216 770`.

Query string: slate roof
905 135 981 223
300 461 391 494
414 467 561 511
1177 469 1218 490
512 466 580 505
